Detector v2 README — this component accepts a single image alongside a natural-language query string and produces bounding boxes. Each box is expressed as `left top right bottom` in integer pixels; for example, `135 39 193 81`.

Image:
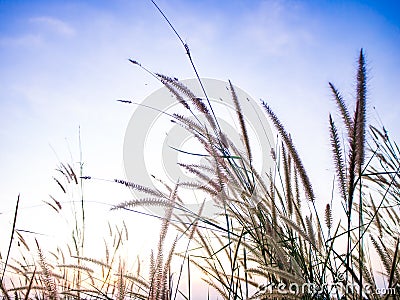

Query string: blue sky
0 0 399 290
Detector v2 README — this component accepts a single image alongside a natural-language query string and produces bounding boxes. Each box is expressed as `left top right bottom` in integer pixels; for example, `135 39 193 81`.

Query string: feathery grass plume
270 170 278 232
317 223 324 250
111 198 175 211
203 131 228 197
229 80 252 164
282 144 293 217
56 264 93 273
114 179 165 198
262 102 315 201
161 237 177 299
347 126 359 207
148 184 178 300
148 250 155 296
329 82 353 135
172 113 204 133
305 215 316 248
171 114 214 149
370 235 392 277
123 220 129 241
293 170 305 230
355 48 367 170
168 79 208 115
35 239 58 300
158 76 190 110
178 182 219 197
329 114 348 203
155 73 177 83
178 163 221 191
159 74 218 131
123 273 150 290
116 261 126 300
160 184 178 246
325 204 332 231
181 162 216 174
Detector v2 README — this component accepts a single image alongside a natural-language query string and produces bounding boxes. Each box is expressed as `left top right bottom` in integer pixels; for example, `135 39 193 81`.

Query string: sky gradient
0 0 399 293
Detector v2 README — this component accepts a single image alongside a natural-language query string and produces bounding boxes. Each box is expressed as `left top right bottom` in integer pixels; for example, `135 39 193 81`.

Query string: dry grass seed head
229 80 252 164
329 82 353 135
355 49 368 169
160 78 190 110
325 204 332 231
329 114 348 203
263 102 315 201
282 144 293 217
35 239 58 300
114 179 165 198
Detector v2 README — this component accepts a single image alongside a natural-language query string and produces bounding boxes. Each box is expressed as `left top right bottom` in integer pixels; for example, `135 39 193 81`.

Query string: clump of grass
118 48 400 300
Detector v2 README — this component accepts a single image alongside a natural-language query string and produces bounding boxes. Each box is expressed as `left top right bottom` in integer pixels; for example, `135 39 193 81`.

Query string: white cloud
29 16 76 37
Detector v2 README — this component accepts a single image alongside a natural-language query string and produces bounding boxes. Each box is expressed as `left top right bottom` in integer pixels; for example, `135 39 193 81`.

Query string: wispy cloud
0 34 43 47
0 16 75 47
29 16 76 37
240 0 314 55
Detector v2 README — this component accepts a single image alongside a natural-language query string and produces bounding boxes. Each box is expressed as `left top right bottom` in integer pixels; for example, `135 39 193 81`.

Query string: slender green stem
1 194 20 283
